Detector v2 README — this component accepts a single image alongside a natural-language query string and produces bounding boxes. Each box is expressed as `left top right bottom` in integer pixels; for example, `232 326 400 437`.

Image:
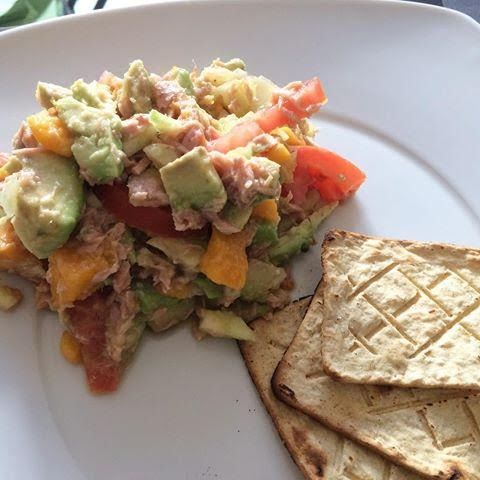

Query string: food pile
0 59 365 393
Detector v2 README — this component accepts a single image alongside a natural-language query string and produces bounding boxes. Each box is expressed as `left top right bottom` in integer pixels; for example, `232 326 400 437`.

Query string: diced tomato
208 78 327 153
284 154 313 204
94 183 202 238
277 78 327 118
295 146 366 202
254 106 296 132
208 121 263 154
82 344 121 394
66 291 121 394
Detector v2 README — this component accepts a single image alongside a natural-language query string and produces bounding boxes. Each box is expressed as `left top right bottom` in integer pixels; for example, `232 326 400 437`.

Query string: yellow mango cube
200 228 249 290
27 110 74 157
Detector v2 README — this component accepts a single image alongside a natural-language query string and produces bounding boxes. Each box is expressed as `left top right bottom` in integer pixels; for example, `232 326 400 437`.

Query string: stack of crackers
240 229 480 479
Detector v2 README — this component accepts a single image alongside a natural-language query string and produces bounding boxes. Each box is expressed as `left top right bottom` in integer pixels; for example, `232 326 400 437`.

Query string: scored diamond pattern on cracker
272 284 480 478
321 230 480 389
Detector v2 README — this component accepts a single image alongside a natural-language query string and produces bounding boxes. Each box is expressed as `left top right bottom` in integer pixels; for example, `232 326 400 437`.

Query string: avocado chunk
71 79 116 113
268 203 337 266
143 143 178 168
133 281 194 332
214 202 252 233
241 259 286 302
122 115 157 156
134 281 180 313
56 96 125 184
252 220 278 246
194 275 223 300
147 299 195 333
149 110 184 137
118 60 153 117
160 146 227 222
0 152 84 259
35 82 71 109
147 236 206 271
198 309 255 341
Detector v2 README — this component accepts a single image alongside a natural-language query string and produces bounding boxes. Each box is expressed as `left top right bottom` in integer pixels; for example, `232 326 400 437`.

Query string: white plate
1 1 479 478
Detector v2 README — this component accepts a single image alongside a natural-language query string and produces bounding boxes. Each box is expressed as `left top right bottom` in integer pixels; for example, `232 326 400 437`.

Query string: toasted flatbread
239 299 419 480
320 229 480 390
272 284 480 479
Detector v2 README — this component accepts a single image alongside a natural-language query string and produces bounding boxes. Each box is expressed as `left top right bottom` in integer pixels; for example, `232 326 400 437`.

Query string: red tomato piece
207 121 263 154
208 78 327 153
66 291 121 394
295 146 366 202
279 78 327 117
254 105 296 132
94 183 198 238
82 344 121 394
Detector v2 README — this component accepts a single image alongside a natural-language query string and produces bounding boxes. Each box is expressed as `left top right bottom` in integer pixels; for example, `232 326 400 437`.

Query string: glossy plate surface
0 1 479 478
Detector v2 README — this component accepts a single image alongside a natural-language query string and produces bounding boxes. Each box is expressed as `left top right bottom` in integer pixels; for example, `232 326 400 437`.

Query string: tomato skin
208 121 263 154
254 106 296 132
94 183 201 238
208 78 327 153
277 78 327 118
66 291 121 394
82 345 121 394
295 146 366 202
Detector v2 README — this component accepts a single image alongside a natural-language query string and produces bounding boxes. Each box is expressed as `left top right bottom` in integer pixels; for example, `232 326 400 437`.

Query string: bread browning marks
272 279 479 479
240 297 420 480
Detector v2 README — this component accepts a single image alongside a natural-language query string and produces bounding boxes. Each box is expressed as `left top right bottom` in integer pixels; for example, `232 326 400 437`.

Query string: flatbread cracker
321 229 480 390
239 299 419 479
272 285 480 479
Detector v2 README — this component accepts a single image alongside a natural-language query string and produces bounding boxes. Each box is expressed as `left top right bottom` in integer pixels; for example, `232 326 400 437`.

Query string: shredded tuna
126 152 151 176
127 168 169 207
172 208 207 231
35 280 53 310
105 290 139 363
98 71 122 92
121 114 151 138
206 212 242 234
211 152 280 206
153 79 212 128
180 122 206 152
112 261 131 294
267 286 291 310
75 195 117 250
136 248 176 291
152 80 185 114
251 134 277 155
148 304 193 333
11 122 39 149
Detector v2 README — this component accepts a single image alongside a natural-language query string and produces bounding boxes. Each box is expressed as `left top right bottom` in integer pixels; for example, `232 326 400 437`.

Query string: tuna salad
0 58 365 393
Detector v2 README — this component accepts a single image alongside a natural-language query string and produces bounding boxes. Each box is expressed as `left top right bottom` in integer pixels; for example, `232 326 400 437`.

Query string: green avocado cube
143 143 178 168
241 259 286 303
198 309 255 341
0 152 84 259
71 79 116 113
160 146 227 213
119 60 153 116
268 203 337 266
56 96 125 184
147 236 206 271
35 82 71 109
252 221 278 246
